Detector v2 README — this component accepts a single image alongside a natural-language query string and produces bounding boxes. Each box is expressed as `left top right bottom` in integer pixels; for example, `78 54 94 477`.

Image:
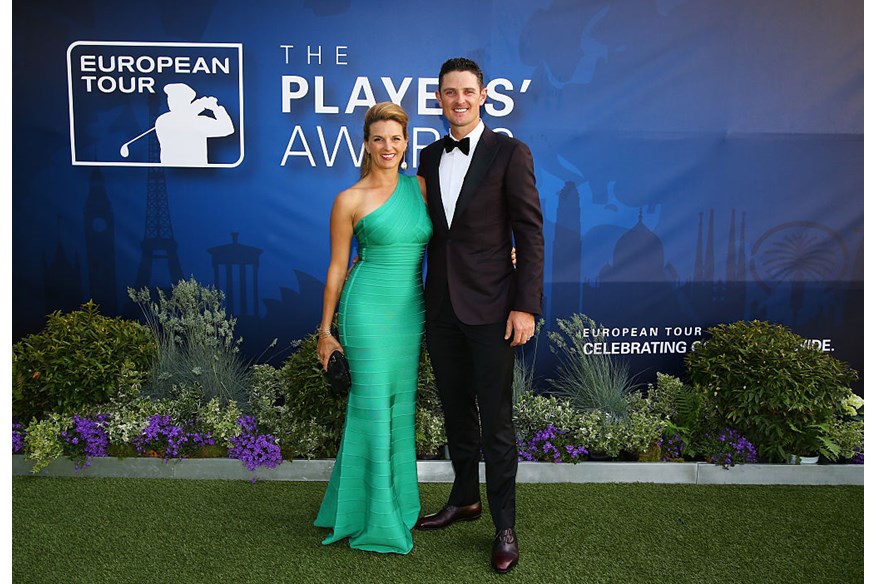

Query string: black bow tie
444 135 470 155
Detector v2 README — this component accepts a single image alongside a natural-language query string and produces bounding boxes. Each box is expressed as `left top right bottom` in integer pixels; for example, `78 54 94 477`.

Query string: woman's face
365 119 407 171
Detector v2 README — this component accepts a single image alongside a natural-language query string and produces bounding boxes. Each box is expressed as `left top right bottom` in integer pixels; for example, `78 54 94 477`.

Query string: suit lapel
424 142 450 233
451 127 498 228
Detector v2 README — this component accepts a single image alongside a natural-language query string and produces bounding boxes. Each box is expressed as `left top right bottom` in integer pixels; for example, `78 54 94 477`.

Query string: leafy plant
23 414 70 473
247 364 286 432
647 373 697 423
129 278 249 408
415 408 446 459
574 410 624 458
12 300 156 423
646 373 714 459
198 398 244 449
88 368 168 450
547 314 639 420
787 421 841 462
246 362 334 460
685 320 858 463
513 393 580 444
615 399 663 459
414 350 447 458
826 419 864 462
567 394 663 460
275 332 349 457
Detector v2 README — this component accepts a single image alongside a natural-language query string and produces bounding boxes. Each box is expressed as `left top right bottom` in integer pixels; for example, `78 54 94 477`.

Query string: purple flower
701 428 758 469
12 423 25 454
517 425 587 464
228 417 283 478
133 415 214 461
61 414 110 471
658 434 686 461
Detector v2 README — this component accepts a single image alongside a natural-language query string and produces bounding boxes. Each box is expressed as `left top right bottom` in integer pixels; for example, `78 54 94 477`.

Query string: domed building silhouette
579 210 701 382
597 210 678 283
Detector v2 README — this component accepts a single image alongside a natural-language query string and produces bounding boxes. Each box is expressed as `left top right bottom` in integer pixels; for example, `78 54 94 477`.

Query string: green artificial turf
12 477 862 583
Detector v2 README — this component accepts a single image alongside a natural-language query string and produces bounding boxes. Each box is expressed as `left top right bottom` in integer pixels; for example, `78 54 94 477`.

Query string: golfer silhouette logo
119 83 234 166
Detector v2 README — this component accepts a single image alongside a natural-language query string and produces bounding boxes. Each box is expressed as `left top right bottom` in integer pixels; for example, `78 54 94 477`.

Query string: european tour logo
67 41 244 168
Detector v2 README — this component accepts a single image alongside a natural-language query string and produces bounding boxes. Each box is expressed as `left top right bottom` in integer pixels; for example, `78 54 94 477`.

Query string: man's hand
505 311 535 347
348 255 359 279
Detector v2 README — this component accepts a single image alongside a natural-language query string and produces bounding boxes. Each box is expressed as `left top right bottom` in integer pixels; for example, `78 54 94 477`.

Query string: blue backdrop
12 0 864 390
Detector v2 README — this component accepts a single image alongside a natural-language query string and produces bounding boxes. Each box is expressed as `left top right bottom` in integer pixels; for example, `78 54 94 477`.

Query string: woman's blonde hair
360 102 409 179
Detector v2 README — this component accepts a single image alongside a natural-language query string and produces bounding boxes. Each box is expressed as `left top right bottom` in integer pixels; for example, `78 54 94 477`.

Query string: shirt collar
450 120 485 155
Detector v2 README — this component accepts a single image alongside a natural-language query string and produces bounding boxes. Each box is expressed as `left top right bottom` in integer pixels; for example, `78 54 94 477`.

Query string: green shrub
415 408 447 459
826 419 864 461
513 393 579 443
23 413 70 473
513 386 663 461
76 364 166 448
685 320 859 462
617 393 664 458
102 397 167 448
197 398 244 449
571 410 623 458
547 314 639 419
565 395 663 460
12 301 156 423
413 350 446 458
645 373 715 458
247 363 286 434
129 278 250 408
246 361 333 459
275 333 348 457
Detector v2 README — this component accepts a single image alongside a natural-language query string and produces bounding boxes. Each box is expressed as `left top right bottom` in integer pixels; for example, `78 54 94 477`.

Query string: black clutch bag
326 350 351 398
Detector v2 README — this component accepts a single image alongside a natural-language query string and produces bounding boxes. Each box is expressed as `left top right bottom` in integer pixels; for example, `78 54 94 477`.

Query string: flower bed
12 294 863 478
11 455 864 486
15 409 283 481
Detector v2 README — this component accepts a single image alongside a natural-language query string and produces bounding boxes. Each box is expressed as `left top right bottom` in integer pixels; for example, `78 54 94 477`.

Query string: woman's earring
400 159 408 170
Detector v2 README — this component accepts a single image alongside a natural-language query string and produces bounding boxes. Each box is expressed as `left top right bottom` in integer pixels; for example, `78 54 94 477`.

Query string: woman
313 102 432 554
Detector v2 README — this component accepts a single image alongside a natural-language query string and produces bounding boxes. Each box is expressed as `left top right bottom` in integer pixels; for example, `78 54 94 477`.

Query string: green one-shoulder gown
314 174 432 554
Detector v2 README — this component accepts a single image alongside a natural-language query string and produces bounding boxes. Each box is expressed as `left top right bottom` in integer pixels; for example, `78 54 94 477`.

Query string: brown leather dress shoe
414 502 482 530
492 528 519 573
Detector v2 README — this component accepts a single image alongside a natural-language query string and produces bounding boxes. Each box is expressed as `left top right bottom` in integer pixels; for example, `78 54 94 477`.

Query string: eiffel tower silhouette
134 95 183 289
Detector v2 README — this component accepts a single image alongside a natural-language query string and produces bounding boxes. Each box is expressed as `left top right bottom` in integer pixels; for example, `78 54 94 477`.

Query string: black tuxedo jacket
418 126 544 325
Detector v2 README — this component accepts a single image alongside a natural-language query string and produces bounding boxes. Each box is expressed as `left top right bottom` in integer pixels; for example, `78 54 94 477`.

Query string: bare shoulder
334 181 367 208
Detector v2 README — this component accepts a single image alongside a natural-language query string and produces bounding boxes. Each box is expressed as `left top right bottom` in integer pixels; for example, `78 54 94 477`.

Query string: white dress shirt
439 121 485 227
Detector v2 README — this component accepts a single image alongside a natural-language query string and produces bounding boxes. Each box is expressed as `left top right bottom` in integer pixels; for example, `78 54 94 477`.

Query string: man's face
436 70 487 138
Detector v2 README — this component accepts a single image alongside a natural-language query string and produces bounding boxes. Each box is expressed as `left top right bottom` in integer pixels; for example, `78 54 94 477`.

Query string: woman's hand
317 334 344 370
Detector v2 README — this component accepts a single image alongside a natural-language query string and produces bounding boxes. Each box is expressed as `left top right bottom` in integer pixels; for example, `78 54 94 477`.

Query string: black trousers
426 293 517 531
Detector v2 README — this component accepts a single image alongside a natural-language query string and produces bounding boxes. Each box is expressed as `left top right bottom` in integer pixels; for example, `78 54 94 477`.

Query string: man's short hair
439 57 484 90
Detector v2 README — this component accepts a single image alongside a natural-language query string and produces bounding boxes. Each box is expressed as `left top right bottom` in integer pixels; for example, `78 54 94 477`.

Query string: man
415 57 544 574
155 83 233 166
